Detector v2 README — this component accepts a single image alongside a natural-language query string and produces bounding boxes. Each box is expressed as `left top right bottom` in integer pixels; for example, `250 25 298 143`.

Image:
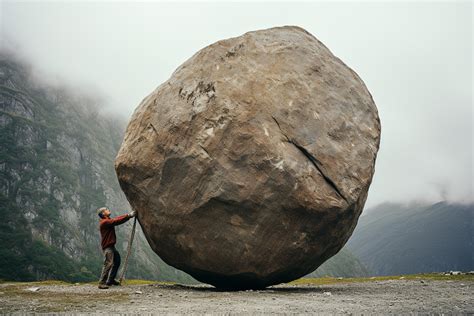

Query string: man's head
97 207 111 219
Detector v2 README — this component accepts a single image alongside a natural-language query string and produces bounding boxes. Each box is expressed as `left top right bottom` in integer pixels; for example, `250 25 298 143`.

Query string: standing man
97 207 136 289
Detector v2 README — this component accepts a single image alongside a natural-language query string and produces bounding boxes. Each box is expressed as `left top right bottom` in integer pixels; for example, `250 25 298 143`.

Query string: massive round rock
115 26 381 289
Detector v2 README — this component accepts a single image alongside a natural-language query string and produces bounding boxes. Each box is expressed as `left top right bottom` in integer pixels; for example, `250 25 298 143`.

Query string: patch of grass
0 282 129 313
121 279 168 286
80 279 175 286
2 279 176 287
0 280 71 286
291 273 474 285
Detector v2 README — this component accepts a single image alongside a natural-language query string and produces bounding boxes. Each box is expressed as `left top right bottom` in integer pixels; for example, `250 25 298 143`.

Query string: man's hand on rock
128 210 137 218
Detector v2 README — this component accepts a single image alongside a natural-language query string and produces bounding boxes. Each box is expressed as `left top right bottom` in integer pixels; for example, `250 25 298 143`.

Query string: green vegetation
0 55 198 284
292 273 474 285
0 193 100 282
0 283 129 313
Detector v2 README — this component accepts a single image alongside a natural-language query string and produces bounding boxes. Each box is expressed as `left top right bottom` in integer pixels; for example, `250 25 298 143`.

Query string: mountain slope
307 248 370 278
346 201 473 275
0 54 195 283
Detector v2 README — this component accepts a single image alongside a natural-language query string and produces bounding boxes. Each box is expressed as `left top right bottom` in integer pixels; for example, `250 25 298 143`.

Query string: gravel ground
1 278 472 314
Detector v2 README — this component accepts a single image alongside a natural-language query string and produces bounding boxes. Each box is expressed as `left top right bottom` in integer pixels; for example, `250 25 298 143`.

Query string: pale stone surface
115 25 381 289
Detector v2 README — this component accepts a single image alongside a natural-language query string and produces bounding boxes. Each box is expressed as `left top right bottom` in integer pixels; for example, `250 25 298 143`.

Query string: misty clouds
1 1 472 208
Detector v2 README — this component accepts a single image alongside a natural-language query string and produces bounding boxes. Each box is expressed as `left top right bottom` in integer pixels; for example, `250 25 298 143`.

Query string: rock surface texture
115 26 381 289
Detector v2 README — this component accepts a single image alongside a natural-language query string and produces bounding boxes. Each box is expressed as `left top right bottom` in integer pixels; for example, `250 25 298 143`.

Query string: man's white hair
97 207 108 216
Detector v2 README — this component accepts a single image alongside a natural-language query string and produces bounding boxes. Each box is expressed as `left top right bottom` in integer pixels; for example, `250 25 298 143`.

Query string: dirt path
1 278 472 314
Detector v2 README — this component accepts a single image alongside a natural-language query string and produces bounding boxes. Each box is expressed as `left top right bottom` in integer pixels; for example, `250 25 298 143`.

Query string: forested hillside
0 54 195 283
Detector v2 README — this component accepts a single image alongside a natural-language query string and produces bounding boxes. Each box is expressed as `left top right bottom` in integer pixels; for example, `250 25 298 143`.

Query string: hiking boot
106 279 121 286
98 284 109 289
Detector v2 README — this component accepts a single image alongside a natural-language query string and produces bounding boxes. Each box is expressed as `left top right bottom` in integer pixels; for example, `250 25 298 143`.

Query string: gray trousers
99 246 121 285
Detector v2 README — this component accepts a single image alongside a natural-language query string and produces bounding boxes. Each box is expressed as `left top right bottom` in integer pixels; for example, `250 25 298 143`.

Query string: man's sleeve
102 214 131 227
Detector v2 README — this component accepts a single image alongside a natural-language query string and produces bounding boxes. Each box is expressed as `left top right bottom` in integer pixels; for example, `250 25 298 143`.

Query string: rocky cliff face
0 54 194 282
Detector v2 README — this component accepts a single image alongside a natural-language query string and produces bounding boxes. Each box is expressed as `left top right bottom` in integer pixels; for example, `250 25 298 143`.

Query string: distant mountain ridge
346 201 473 275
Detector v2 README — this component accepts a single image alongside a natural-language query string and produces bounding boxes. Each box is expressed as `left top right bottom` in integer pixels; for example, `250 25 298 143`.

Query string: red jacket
99 214 131 250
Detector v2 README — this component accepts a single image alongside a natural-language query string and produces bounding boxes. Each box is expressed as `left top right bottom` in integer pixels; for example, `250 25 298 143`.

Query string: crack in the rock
289 140 349 205
199 144 211 157
271 115 349 204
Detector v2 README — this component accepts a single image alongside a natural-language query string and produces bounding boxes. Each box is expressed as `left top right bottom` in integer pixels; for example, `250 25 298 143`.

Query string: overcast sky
1 1 472 209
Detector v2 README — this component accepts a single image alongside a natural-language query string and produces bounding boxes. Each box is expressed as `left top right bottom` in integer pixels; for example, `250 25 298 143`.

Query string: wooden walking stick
119 215 137 284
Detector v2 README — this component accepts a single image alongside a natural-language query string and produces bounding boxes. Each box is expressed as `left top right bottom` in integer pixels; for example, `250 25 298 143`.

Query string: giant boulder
115 26 381 289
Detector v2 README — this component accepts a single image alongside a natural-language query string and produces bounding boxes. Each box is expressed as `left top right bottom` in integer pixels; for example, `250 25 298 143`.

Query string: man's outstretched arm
102 212 135 227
